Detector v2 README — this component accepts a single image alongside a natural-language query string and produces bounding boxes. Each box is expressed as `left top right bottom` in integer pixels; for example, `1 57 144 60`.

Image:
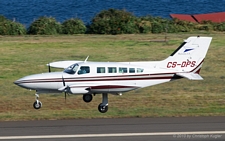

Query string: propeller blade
62 76 65 86
48 63 51 73
62 76 67 103
65 92 67 103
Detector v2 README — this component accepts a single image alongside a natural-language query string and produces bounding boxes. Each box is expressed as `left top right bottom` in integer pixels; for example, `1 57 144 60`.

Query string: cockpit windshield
64 63 79 74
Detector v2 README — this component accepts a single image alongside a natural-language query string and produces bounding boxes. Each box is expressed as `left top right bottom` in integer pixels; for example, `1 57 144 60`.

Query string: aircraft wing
47 61 82 69
176 72 203 80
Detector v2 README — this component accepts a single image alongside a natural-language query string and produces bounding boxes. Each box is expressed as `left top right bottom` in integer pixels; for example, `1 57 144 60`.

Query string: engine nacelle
69 87 89 94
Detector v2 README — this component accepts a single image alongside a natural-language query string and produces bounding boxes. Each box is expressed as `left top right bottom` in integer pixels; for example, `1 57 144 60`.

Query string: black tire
83 94 93 103
33 101 42 109
98 103 108 113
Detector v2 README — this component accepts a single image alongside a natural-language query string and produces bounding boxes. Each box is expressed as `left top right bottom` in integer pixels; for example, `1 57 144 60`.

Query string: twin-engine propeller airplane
14 36 212 113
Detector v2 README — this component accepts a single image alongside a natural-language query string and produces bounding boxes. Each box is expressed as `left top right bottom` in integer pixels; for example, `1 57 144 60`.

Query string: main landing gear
33 93 42 109
83 94 93 103
83 93 109 113
98 93 108 113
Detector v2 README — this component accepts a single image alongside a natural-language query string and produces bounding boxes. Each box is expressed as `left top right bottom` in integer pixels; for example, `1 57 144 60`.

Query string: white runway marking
0 131 224 140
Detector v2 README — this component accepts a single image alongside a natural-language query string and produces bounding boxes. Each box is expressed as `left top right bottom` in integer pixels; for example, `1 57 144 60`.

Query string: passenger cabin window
137 68 144 73
108 67 117 73
119 67 127 73
78 66 90 75
129 68 135 73
97 67 105 73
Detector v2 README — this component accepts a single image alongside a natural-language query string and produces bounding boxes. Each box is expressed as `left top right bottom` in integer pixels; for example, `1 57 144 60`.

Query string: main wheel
83 94 93 103
33 101 42 109
98 103 108 113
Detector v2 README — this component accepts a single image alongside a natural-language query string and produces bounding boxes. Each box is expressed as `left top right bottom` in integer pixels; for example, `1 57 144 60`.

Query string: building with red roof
170 12 225 23
170 14 196 23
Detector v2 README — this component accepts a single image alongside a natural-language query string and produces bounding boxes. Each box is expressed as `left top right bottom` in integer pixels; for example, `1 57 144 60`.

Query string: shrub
213 22 225 31
138 20 152 33
0 15 26 35
137 16 180 33
172 18 195 32
87 9 139 34
137 16 153 33
62 18 86 34
193 20 213 31
151 21 164 33
27 16 61 35
0 15 7 22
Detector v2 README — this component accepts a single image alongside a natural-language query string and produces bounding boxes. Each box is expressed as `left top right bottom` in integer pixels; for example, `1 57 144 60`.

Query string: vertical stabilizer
160 36 212 73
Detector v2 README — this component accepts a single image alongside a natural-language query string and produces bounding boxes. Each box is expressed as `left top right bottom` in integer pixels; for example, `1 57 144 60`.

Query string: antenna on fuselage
84 56 89 63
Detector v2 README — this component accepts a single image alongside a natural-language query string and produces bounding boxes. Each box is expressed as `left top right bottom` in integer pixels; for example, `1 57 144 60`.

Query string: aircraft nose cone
13 74 35 90
14 78 27 88
14 72 62 90
14 80 20 85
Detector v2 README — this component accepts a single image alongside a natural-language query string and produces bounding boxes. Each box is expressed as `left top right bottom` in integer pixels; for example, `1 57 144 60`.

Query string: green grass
0 33 224 121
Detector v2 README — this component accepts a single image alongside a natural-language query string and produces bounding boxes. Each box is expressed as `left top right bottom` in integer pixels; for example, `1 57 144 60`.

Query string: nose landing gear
33 93 42 109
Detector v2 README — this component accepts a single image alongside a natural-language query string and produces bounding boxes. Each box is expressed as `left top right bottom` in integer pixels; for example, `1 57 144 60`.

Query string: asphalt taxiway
0 116 224 141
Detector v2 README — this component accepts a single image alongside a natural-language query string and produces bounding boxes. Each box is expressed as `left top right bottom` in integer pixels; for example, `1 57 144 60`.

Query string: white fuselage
14 61 179 95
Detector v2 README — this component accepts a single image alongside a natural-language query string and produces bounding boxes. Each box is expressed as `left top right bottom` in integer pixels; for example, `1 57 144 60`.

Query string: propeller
62 76 68 103
48 63 51 73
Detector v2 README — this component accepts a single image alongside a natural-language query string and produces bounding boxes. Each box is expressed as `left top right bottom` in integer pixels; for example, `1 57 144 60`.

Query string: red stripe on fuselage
17 73 176 84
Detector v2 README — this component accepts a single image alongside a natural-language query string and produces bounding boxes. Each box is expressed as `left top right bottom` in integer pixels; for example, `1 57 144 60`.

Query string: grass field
0 33 224 121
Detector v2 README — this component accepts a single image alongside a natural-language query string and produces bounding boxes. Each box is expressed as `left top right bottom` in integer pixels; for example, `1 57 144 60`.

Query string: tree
87 9 139 34
27 16 61 35
62 18 86 34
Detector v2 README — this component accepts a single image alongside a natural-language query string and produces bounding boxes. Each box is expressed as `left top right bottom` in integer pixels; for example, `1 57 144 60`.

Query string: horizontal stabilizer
176 72 203 80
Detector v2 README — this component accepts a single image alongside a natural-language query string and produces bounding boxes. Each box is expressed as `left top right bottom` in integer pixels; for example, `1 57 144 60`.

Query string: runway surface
0 116 224 141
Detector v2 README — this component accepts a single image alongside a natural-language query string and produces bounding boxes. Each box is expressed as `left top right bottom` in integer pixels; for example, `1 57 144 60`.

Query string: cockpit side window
78 66 90 75
137 68 144 73
64 63 79 74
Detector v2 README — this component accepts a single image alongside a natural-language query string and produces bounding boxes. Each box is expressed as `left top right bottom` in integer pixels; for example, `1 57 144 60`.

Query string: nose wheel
98 93 108 113
33 93 42 109
33 100 42 109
